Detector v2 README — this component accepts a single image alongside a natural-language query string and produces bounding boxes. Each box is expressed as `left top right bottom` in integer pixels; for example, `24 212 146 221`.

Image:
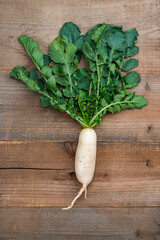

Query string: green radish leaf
56 89 63 97
125 28 139 47
74 35 85 51
41 66 52 78
60 22 81 44
28 69 38 80
106 29 127 52
131 95 148 109
124 71 140 88
59 22 84 62
77 78 90 89
92 24 106 43
125 46 139 58
19 35 44 69
121 58 138 71
49 36 66 64
49 36 76 64
40 96 51 107
73 68 90 80
109 63 116 74
47 76 56 90
125 92 135 101
63 88 75 98
43 54 51 66
83 42 96 60
52 64 67 76
56 77 69 86
10 66 44 92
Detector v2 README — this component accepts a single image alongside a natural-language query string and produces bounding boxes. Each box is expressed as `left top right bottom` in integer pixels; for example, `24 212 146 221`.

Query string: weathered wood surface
0 141 159 207
0 72 158 141
0 0 160 74
0 0 160 239
0 207 160 240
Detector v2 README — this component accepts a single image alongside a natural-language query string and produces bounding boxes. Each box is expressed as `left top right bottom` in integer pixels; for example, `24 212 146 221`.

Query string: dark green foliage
124 71 141 89
10 22 147 128
10 66 44 92
121 58 138 71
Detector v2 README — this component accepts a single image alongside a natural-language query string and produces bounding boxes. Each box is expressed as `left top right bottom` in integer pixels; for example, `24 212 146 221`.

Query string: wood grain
0 0 160 74
0 0 160 238
0 141 159 207
0 207 160 240
0 72 158 141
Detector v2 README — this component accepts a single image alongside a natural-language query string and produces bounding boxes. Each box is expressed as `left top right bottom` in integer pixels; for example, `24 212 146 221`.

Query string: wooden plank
0 207 160 239
0 0 160 74
0 72 159 142
0 141 159 207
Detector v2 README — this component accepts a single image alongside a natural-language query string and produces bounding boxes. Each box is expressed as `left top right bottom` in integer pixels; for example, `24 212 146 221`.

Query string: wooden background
0 0 160 239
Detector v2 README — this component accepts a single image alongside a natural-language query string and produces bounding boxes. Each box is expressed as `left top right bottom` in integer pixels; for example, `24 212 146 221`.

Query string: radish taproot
10 22 148 210
62 128 97 210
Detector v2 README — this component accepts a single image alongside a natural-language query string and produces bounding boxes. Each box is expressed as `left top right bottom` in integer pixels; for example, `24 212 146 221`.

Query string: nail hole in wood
135 230 141 238
145 82 150 90
145 159 150 167
68 172 75 178
147 125 152 133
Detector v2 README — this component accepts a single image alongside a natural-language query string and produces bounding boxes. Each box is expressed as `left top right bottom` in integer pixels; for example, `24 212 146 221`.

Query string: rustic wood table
0 0 160 239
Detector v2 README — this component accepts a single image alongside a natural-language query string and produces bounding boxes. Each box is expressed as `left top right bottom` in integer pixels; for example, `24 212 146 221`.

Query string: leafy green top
10 22 147 128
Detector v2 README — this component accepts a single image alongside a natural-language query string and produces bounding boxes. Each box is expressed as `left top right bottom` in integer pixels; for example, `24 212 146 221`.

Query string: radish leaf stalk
10 22 147 210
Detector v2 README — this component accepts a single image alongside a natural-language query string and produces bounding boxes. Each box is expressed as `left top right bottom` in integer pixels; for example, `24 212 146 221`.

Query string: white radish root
62 128 97 210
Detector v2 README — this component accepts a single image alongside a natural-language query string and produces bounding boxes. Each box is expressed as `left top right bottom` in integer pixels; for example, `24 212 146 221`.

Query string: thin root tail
85 187 87 199
62 185 87 210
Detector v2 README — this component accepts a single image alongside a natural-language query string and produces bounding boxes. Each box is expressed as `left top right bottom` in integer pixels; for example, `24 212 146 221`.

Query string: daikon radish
62 128 97 210
10 22 148 211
